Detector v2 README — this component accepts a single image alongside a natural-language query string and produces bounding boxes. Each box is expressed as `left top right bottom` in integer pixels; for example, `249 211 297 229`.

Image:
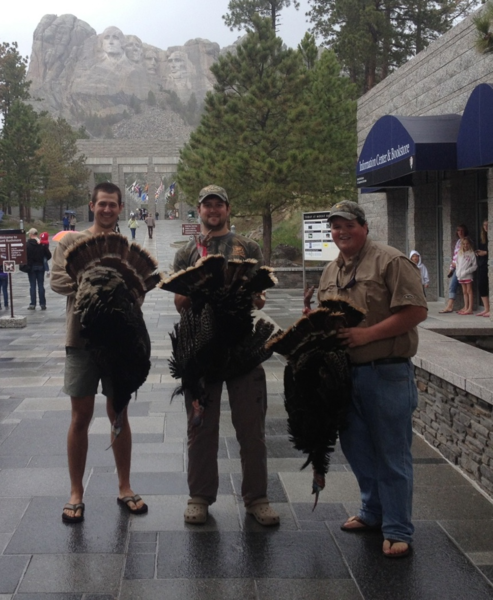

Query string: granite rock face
27 14 230 135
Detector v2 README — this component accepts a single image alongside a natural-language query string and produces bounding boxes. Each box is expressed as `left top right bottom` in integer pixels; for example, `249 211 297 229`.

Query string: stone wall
357 11 489 150
414 367 493 496
272 267 324 289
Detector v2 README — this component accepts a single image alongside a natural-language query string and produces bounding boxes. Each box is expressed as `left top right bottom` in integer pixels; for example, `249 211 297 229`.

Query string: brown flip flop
340 515 381 532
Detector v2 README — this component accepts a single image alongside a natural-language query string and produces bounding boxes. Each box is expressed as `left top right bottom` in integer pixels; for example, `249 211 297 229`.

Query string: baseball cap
40 232 49 244
198 185 229 205
27 228 38 236
328 200 366 222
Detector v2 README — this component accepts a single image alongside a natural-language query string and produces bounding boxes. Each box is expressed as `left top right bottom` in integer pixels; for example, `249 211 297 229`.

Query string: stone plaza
1 218 493 598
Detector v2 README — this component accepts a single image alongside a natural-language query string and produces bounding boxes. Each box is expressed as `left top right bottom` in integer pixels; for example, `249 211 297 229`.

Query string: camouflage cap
328 200 366 222
198 185 229 205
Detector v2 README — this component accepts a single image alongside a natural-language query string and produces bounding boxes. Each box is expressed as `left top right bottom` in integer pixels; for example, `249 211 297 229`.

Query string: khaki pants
185 365 268 507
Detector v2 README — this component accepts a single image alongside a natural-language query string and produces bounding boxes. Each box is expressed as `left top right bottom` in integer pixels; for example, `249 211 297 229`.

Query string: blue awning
357 115 461 188
457 83 493 169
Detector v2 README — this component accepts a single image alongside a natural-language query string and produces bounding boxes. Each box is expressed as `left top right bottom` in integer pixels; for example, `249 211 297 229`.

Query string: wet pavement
1 219 493 599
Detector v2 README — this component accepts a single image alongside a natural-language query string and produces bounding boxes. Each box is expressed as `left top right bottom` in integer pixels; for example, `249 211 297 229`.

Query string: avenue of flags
127 180 175 202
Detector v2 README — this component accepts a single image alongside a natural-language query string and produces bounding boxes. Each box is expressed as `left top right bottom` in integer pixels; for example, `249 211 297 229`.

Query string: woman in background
476 219 490 317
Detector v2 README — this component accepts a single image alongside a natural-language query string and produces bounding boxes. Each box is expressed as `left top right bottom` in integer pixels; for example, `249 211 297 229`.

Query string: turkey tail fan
65 233 161 296
127 244 159 276
223 259 258 289
319 297 366 328
159 255 226 296
266 309 332 357
144 272 165 292
105 232 130 259
242 267 278 295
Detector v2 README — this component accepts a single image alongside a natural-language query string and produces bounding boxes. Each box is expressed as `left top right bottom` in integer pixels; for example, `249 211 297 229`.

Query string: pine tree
178 18 356 264
0 42 30 122
307 0 479 94
38 115 89 218
223 0 300 31
0 100 43 220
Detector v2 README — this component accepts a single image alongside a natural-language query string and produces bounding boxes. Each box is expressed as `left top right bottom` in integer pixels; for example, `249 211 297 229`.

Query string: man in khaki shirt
317 200 427 558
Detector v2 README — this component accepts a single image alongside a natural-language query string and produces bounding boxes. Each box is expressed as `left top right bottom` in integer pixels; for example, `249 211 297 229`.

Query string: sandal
184 497 209 524
340 515 381 532
117 494 148 515
439 308 454 314
62 502 85 524
383 539 412 559
246 498 280 526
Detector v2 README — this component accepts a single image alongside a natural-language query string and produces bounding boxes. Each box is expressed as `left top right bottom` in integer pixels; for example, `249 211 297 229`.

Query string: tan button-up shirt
317 237 427 364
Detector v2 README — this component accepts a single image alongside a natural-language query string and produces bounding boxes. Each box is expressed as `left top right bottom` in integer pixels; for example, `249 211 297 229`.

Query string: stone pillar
147 157 156 218
88 169 95 195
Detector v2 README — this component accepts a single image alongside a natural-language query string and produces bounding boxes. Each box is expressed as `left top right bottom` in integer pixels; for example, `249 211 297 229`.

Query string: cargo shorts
64 346 114 398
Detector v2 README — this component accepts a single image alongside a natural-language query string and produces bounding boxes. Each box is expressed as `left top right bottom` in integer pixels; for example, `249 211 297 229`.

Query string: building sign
0 230 27 264
358 143 411 173
182 223 201 236
303 212 339 262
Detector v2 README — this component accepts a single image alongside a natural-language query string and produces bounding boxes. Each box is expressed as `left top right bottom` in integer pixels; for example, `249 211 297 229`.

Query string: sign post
302 212 339 291
0 229 27 322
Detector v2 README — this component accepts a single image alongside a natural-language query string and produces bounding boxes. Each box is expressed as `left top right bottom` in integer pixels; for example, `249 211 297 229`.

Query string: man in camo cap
173 185 280 527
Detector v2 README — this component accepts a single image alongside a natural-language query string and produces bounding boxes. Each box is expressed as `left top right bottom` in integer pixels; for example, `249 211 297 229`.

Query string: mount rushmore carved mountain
27 14 239 140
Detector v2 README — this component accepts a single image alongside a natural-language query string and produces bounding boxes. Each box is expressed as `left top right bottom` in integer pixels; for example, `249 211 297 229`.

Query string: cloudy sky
2 0 314 62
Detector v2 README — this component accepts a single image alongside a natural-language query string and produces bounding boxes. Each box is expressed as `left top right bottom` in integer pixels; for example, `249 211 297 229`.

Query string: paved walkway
1 219 493 599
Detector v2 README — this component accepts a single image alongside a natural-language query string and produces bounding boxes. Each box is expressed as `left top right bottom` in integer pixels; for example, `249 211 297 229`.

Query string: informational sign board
182 223 201 236
3 261 15 273
0 230 27 264
302 212 339 262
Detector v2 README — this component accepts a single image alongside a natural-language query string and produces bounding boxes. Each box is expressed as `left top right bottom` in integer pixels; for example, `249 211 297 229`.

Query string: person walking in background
128 213 138 240
62 215 70 231
69 215 77 231
409 250 429 295
145 213 155 239
40 232 51 278
476 219 490 317
26 228 52 310
456 236 477 315
0 254 8 310
440 224 468 313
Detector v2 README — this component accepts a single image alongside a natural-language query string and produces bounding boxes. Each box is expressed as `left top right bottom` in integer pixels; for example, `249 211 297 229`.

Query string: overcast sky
2 0 314 63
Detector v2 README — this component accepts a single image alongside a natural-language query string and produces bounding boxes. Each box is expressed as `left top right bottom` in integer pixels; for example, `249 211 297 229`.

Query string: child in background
40 232 50 278
456 236 477 315
409 250 429 295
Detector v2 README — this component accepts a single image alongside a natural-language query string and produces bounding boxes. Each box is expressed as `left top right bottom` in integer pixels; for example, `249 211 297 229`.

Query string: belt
351 357 410 368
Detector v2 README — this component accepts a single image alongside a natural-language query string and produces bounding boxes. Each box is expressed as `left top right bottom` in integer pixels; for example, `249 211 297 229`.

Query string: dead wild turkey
64 233 163 441
267 298 365 508
158 254 278 426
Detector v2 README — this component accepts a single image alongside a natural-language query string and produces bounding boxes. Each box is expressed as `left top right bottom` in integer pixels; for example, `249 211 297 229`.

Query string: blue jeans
0 275 8 306
130 228 136 239
448 270 459 299
340 360 418 543
28 266 46 307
